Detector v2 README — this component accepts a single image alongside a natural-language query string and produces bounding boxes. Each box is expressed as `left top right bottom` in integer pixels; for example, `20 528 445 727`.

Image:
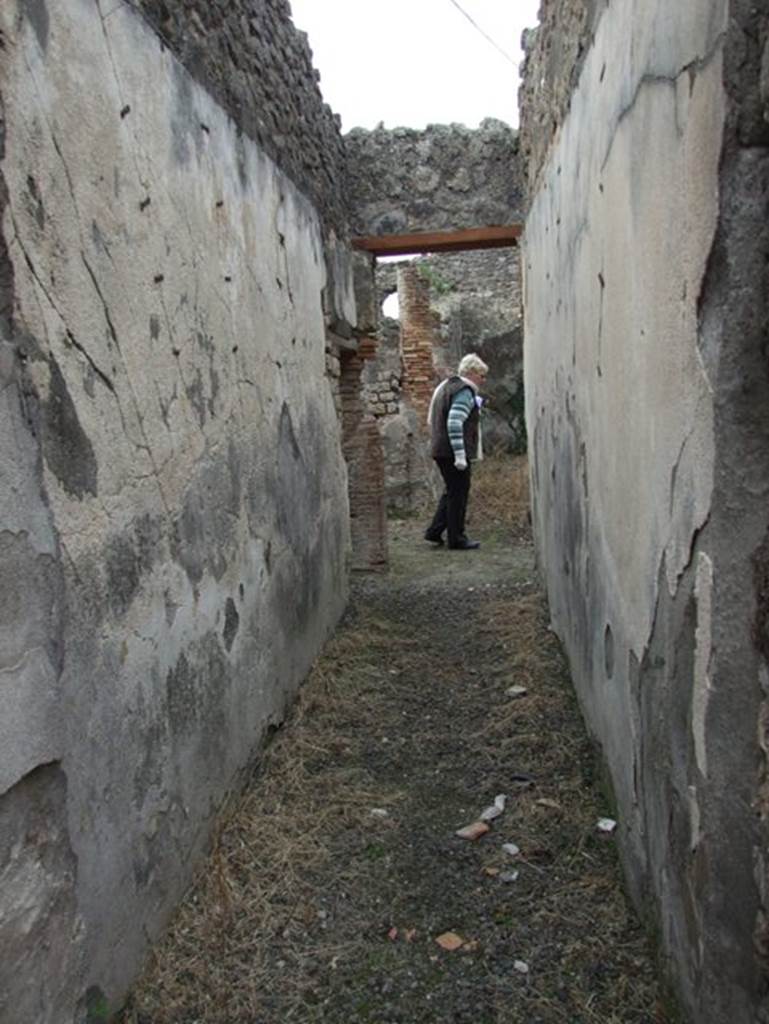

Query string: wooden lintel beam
351 224 523 256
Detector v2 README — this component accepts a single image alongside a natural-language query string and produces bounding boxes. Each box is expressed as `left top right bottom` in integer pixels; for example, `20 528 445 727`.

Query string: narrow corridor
122 473 663 1024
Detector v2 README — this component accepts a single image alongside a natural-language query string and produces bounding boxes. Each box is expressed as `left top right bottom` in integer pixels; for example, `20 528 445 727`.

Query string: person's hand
454 455 467 471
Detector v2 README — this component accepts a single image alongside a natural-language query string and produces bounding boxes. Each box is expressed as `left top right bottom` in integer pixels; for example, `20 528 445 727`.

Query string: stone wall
345 119 526 516
362 316 402 422
517 0 604 195
0 2 354 1019
416 250 524 453
345 119 523 236
360 316 432 514
135 0 348 234
711 2 769 1014
522 1 769 1020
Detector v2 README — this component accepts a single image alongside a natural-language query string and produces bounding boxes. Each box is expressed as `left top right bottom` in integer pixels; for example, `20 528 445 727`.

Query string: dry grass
121 505 665 1024
410 452 530 531
122 614 409 1024
471 453 531 535
471 594 664 1023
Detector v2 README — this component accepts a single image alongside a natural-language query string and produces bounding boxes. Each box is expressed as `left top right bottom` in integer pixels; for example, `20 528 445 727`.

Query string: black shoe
448 538 480 550
424 530 444 546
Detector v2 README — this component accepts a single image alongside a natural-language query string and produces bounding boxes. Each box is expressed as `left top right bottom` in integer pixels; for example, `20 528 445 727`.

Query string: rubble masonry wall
345 119 523 236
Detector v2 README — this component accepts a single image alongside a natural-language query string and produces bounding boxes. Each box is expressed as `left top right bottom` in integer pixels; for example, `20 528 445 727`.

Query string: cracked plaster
0 0 351 1016
523 0 722 1011
523 0 769 1020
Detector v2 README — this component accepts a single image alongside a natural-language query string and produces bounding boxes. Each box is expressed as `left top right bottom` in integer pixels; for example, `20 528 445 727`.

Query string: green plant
416 263 454 296
85 988 110 1023
363 841 387 861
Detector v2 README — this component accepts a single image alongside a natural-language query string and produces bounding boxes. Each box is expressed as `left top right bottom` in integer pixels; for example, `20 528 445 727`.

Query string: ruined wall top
135 0 348 231
518 0 605 194
376 250 518 307
345 119 524 236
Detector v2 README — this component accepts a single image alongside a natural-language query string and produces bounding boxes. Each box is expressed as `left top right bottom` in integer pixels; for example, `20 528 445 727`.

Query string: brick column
397 265 441 429
339 344 388 571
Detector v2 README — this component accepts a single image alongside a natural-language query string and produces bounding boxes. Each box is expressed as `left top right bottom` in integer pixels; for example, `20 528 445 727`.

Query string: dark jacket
430 377 480 460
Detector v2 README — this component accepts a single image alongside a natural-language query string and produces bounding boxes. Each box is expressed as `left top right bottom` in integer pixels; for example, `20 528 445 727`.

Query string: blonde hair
458 353 489 376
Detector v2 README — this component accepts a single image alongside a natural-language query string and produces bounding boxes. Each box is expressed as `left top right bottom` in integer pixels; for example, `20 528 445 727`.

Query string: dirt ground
121 459 666 1024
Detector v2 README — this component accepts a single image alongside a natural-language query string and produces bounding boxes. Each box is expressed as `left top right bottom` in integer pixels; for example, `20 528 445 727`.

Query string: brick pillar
398 264 441 429
339 344 388 572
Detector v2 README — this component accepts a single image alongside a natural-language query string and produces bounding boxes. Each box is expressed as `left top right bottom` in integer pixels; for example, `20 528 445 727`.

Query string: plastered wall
522 1 769 1019
0 1 353 1019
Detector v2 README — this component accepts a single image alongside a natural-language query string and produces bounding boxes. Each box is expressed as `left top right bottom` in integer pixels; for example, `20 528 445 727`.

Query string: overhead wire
446 0 520 69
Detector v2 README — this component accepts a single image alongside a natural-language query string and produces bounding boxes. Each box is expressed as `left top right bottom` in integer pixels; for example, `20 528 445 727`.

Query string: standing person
424 353 489 550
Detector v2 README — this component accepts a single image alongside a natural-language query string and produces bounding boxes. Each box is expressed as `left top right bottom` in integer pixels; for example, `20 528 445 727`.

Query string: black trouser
426 457 471 547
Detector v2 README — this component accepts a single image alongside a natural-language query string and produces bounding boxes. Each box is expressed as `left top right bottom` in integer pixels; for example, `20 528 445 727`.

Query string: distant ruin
364 250 523 515
346 120 524 520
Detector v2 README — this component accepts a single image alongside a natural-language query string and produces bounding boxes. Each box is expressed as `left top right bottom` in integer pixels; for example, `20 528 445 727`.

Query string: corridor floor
122 513 664 1024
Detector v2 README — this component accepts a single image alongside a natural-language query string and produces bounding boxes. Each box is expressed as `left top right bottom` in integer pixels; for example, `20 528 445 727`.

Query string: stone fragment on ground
500 870 520 883
510 772 536 786
479 793 507 821
536 798 561 810
455 821 490 840
597 817 617 833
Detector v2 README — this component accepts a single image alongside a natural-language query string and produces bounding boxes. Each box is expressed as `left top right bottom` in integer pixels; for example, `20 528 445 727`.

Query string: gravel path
122 520 665 1024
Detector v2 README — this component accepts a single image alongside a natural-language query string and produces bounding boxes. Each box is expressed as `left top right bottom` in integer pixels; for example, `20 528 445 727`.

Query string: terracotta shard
435 931 465 951
455 821 490 840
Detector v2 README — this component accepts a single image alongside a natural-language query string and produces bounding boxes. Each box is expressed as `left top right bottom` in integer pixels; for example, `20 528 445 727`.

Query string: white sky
288 0 541 132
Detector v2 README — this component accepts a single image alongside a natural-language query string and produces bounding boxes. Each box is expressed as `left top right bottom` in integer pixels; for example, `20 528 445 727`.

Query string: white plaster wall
0 0 351 1018
523 0 731 1016
525 0 724 825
